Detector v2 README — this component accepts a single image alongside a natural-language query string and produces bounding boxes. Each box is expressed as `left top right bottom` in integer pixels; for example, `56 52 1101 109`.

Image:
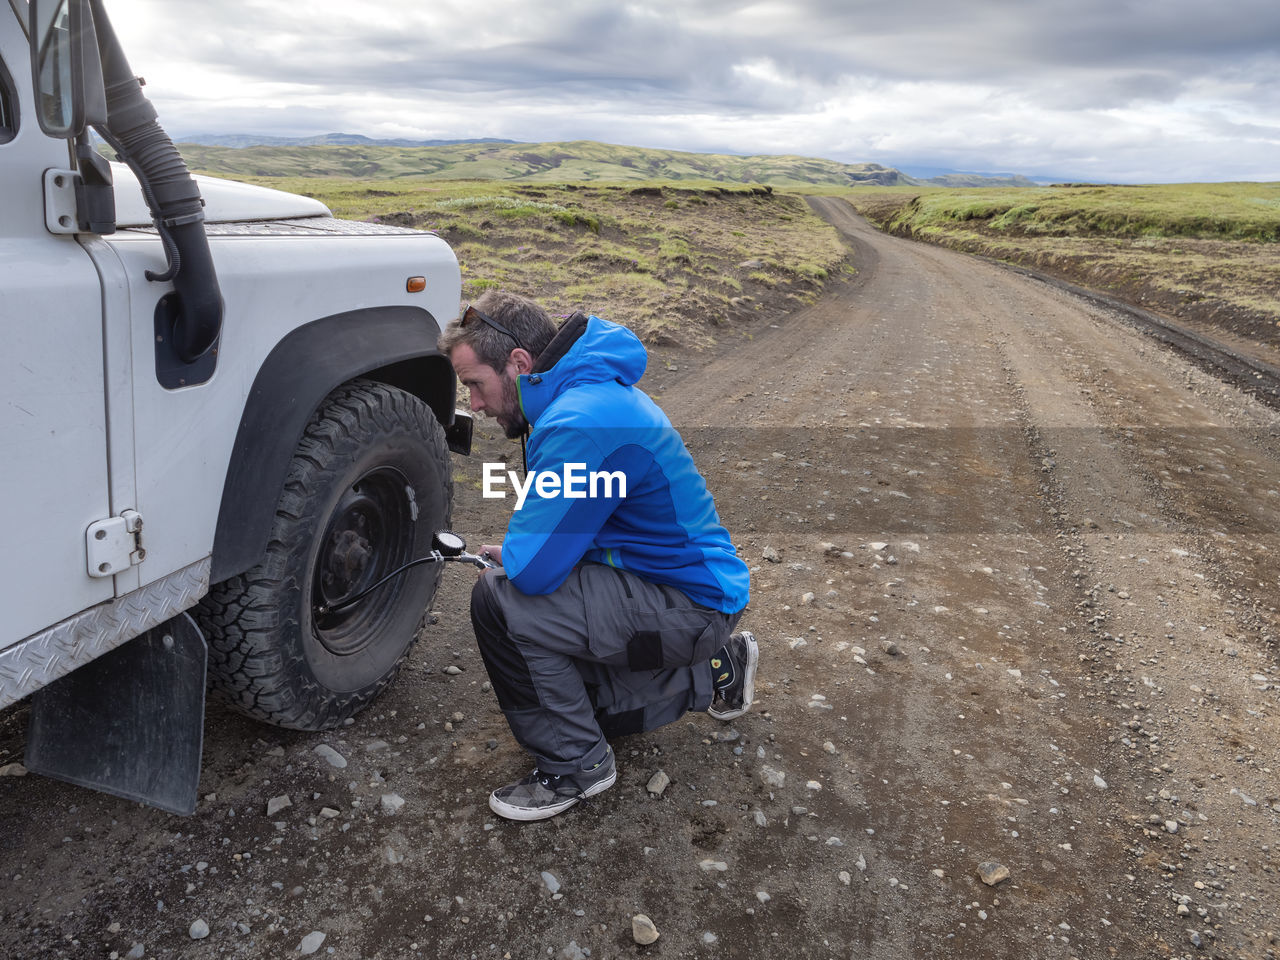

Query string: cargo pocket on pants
625 608 722 671
579 563 725 669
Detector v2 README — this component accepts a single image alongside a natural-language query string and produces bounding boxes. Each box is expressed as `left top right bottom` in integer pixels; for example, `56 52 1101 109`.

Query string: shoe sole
489 765 617 822
708 631 758 721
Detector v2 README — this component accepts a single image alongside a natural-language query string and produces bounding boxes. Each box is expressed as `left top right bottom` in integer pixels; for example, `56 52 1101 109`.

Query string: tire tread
197 379 452 730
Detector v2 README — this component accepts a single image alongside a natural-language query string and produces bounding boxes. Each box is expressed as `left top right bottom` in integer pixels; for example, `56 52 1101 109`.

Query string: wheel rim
311 466 417 654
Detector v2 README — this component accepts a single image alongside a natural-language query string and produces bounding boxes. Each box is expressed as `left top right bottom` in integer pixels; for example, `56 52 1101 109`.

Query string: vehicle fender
210 305 456 584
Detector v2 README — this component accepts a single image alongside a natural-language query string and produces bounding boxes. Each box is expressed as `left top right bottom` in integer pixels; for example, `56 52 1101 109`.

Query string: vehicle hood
111 162 330 227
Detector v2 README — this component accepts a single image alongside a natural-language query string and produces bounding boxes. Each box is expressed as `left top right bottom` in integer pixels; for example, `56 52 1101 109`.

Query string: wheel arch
210 305 457 584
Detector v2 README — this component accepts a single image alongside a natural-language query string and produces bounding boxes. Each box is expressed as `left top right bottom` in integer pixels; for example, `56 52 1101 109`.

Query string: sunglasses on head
461 303 526 354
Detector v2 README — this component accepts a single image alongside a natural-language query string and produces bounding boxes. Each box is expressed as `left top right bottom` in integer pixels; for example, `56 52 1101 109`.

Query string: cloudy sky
104 0 1279 183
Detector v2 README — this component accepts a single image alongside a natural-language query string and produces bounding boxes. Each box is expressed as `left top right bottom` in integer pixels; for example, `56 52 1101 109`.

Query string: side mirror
30 0 107 138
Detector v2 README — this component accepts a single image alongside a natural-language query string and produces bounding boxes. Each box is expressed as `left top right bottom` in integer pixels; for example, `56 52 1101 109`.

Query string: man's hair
438 291 559 371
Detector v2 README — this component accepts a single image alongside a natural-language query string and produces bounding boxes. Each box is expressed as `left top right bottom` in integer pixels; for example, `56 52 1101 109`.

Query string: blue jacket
500 315 750 614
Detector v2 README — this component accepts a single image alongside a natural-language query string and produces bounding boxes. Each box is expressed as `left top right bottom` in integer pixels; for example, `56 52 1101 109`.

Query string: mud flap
25 613 207 815
445 409 474 455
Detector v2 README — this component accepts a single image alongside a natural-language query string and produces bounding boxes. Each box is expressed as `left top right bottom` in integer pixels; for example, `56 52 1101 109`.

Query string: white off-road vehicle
0 0 469 812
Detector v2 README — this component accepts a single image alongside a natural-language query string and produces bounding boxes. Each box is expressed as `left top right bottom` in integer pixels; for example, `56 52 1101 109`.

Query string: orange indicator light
406 276 427 293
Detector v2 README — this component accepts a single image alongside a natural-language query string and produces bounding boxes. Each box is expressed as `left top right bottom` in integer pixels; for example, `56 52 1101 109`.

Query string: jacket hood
518 315 647 425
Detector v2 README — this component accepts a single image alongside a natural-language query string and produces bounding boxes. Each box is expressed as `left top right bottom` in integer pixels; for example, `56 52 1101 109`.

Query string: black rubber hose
94 125 180 280
88 0 222 362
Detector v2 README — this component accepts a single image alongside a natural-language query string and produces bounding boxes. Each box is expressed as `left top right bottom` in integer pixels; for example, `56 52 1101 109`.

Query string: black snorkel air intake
87 0 222 363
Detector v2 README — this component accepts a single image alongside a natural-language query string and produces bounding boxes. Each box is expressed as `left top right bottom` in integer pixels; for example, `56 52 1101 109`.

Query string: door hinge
86 510 146 578
43 168 80 235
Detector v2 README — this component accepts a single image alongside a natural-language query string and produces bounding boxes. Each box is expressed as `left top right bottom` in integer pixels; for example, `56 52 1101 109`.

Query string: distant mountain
173 136 1043 189
897 164 1076 186
177 133 521 149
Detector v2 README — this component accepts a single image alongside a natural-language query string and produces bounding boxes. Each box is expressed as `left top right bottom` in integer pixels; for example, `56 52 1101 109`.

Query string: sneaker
707 631 759 721
489 747 617 822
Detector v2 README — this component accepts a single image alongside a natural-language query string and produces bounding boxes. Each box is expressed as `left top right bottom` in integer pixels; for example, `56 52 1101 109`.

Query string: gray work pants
470 562 741 775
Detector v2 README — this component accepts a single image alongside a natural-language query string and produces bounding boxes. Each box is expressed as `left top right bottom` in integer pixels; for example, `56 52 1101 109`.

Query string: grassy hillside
245 176 848 347
178 139 1033 189
860 183 1280 242
846 183 1280 350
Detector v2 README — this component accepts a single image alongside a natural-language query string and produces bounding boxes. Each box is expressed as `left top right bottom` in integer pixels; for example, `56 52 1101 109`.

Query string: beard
497 373 529 439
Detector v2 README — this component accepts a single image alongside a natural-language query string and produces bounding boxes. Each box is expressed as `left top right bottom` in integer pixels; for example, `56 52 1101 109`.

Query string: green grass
218 175 848 348
863 183 1280 242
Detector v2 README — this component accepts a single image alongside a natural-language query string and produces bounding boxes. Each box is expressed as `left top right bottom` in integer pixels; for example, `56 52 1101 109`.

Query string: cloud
104 0 1280 181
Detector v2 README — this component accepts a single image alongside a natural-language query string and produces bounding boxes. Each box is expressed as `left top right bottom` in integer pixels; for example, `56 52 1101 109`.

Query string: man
438 291 757 822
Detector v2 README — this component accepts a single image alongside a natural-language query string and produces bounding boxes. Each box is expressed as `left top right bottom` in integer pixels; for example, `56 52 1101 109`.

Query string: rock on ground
632 914 660 944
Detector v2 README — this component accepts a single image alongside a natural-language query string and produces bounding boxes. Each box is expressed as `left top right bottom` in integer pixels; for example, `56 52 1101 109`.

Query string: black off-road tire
197 379 452 730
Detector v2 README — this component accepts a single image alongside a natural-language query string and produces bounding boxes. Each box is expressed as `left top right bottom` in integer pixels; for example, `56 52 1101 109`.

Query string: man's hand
479 543 503 572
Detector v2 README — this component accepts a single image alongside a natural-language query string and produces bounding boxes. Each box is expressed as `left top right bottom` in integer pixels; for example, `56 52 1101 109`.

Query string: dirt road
2 199 1278 960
